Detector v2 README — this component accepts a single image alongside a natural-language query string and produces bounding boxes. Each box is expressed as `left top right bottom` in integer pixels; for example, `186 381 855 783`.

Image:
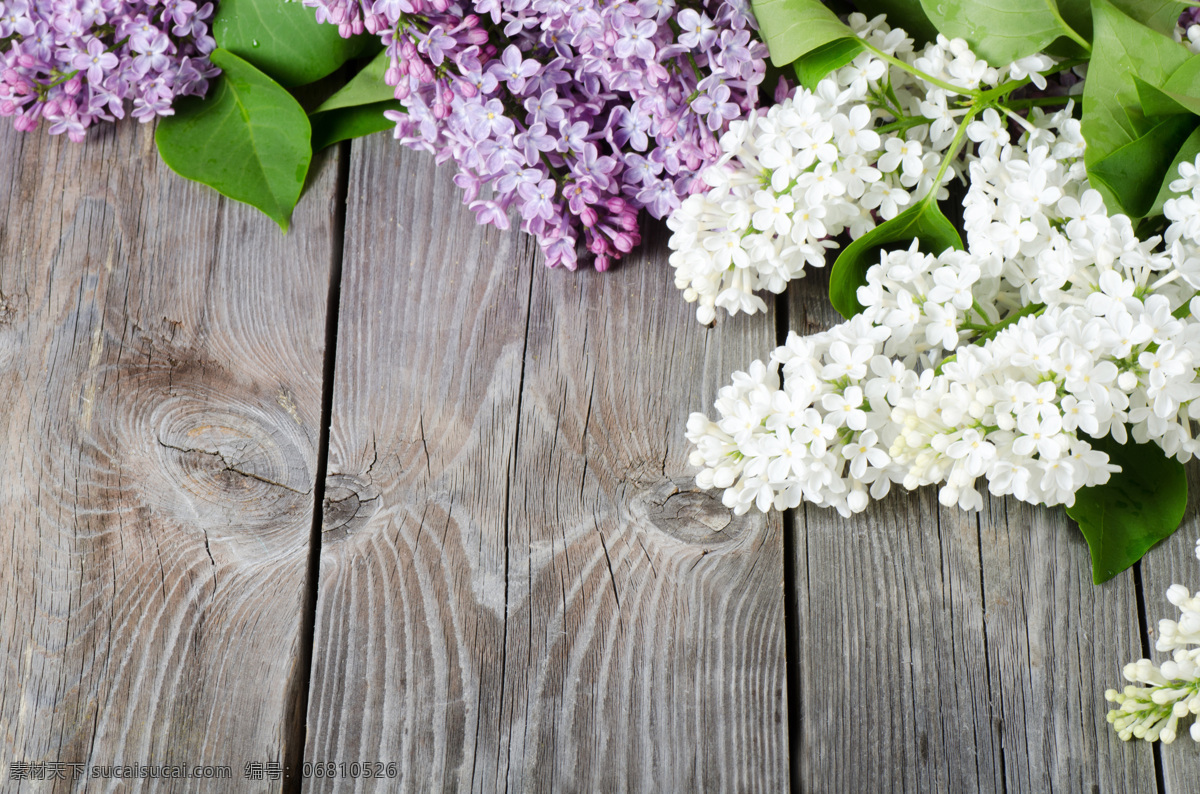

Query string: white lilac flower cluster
665 13 1053 324
686 100 1200 518
1106 538 1200 744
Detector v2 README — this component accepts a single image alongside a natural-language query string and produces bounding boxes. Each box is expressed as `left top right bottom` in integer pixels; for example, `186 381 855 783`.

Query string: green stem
869 85 903 119
875 115 934 135
37 35 129 97
540 152 566 186
973 302 1046 342
1046 0 1092 53
859 38 979 98
971 298 992 325
885 78 904 116
922 105 979 207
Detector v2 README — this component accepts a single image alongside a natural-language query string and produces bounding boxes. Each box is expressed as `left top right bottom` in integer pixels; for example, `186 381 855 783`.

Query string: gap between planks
284 141 352 794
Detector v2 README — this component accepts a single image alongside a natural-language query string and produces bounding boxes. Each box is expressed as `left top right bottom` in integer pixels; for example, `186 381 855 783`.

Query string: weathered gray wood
303 135 788 791
978 497 1156 793
0 122 337 789
1141 467 1200 794
787 268 1002 792
787 264 1162 792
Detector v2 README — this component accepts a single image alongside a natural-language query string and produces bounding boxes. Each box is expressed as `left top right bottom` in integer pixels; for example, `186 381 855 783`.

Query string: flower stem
1046 0 1092 53
922 104 979 207
970 301 1046 341
859 38 979 98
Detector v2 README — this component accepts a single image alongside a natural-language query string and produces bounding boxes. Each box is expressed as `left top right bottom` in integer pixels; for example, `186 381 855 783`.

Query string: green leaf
853 0 941 45
750 0 858 67
1148 124 1200 215
314 48 395 113
155 48 312 231
213 0 373 87
1082 0 1192 206
1088 114 1199 218
1066 434 1187 584
1134 74 1192 116
1055 0 1095 42
917 0 1081 65
829 199 963 317
793 37 865 91
1159 54 1200 114
1110 0 1191 34
311 101 402 150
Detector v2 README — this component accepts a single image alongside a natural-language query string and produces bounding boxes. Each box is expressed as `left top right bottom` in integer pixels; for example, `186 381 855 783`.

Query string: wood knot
322 473 380 541
629 478 753 545
89 363 314 557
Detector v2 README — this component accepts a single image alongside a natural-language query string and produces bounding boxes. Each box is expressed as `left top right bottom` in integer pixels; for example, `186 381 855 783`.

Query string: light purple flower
293 0 767 270
519 178 557 221
488 44 538 92
73 38 118 83
614 18 656 60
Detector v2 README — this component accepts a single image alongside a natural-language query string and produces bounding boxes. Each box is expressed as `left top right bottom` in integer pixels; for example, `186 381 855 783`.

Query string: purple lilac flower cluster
301 0 767 270
0 0 217 141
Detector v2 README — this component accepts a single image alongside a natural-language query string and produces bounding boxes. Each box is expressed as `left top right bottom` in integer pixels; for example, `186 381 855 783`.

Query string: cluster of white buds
686 93 1200 516
666 14 1053 324
1106 539 1200 744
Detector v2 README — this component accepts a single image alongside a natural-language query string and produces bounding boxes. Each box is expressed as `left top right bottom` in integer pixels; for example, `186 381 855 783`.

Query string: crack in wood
156 437 310 495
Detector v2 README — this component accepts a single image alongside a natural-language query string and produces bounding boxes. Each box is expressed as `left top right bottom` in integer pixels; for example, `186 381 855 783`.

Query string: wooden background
1 119 1197 792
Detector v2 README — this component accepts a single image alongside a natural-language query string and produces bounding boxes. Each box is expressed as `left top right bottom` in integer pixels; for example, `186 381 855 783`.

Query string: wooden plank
0 123 338 789
495 220 786 792
304 135 788 791
1140 468 1200 794
788 265 1158 791
978 499 1157 793
787 270 1002 792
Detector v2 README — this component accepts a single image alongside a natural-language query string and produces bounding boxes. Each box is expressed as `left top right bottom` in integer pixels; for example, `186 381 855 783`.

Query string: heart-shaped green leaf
1158 54 1200 114
1134 74 1192 117
311 101 402 150
793 38 865 91
1147 125 1200 216
1082 0 1192 195
315 48 396 113
750 0 858 67
155 48 312 231
214 0 374 87
1089 114 1199 218
829 198 963 318
1111 0 1193 35
917 0 1083 66
1067 434 1187 584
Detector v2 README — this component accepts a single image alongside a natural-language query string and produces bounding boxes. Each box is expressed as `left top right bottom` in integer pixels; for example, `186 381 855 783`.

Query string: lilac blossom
0 0 217 140
303 0 768 270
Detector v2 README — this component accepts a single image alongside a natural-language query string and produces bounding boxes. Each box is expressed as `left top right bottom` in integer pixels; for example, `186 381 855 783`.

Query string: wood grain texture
1140 467 1200 794
303 135 788 792
787 265 1161 793
787 269 1002 793
977 497 1156 793
0 122 337 790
